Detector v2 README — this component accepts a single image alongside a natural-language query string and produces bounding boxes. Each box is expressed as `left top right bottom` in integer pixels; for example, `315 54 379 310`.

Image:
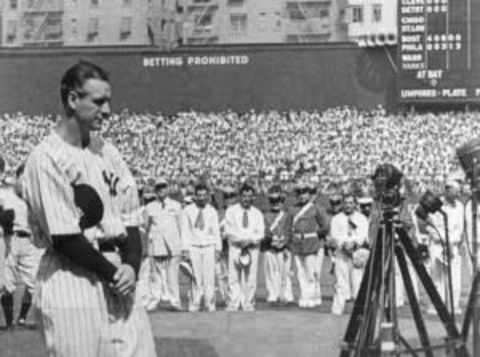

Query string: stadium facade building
0 0 397 48
0 0 151 47
343 0 397 46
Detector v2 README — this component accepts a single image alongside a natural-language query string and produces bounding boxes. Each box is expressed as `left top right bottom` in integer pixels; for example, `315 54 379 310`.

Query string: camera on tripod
340 163 469 357
371 163 403 211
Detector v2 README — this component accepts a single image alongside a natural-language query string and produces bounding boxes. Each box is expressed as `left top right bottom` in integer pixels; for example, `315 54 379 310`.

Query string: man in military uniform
261 185 294 305
290 181 330 308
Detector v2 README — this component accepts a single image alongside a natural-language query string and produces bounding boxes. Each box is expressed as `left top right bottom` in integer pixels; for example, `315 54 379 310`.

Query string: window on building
352 6 364 23
6 20 17 42
71 18 78 36
120 17 133 39
289 7 306 21
319 8 329 18
10 0 17 10
91 0 99 7
194 13 213 27
373 4 382 23
228 0 244 6
45 15 63 40
123 0 132 7
87 17 99 41
230 13 247 33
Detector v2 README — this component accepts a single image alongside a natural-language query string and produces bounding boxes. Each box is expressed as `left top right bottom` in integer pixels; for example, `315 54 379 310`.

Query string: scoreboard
397 0 480 103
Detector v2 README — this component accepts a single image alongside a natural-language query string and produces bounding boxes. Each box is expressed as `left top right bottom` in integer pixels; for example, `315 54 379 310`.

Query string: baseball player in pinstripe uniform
0 162 44 330
21 61 156 356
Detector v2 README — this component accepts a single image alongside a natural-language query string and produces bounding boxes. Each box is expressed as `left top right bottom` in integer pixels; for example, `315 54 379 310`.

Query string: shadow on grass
155 337 219 357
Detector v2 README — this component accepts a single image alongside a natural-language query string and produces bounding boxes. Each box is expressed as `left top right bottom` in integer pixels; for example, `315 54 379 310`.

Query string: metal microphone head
418 190 443 214
457 138 480 179
415 190 443 227
415 204 429 221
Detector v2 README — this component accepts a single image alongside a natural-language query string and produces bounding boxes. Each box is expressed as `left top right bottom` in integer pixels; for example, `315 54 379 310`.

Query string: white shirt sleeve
181 206 193 250
351 213 369 245
225 206 241 243
210 208 222 251
250 209 265 243
330 215 346 246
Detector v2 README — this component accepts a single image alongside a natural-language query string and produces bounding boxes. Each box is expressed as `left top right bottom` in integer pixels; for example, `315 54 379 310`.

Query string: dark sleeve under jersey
118 226 142 278
52 234 117 283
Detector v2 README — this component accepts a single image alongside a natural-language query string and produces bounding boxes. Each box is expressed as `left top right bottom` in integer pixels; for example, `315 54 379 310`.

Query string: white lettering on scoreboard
401 88 468 99
143 55 250 67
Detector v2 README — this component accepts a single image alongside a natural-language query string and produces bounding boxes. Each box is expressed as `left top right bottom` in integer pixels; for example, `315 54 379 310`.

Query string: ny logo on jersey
102 170 119 196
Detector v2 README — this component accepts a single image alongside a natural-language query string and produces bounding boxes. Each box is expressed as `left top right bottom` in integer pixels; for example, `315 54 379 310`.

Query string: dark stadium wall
0 44 396 115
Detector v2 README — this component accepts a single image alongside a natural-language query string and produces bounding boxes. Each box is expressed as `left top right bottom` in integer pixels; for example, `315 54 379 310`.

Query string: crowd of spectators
1 107 478 197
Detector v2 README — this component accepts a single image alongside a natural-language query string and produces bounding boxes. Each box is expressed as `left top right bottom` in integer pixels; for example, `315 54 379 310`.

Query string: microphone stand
439 210 456 326
471 160 479 357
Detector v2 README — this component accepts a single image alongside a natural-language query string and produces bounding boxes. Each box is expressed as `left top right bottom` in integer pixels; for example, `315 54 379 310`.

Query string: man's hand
112 264 136 297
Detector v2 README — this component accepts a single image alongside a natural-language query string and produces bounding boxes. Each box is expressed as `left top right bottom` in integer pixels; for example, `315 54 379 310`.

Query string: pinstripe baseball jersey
22 130 156 357
23 131 141 244
0 186 31 234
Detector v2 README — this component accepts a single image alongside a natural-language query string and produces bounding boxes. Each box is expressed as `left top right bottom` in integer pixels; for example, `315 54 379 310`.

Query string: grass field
0 254 475 357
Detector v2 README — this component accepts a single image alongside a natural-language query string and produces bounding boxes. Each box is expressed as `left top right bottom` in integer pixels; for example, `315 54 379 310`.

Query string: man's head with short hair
343 192 357 215
239 183 255 209
194 182 209 208
268 185 284 211
61 61 109 115
60 61 112 143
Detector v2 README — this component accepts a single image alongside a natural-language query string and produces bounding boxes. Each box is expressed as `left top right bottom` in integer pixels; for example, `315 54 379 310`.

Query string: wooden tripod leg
461 271 480 340
397 227 469 357
340 232 384 357
395 243 433 357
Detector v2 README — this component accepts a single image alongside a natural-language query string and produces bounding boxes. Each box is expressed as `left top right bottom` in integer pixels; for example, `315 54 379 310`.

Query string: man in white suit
182 183 221 312
225 183 265 311
144 177 184 311
330 193 369 315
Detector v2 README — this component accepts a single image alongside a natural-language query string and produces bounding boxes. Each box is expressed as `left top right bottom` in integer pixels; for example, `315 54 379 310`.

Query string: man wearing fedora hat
144 177 184 311
225 183 264 311
261 185 294 305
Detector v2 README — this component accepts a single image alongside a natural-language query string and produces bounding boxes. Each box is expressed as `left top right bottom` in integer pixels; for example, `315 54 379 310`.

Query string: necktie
243 209 249 228
194 209 205 230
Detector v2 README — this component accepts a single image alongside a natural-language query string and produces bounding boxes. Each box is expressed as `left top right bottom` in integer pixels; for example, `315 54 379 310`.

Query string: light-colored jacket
144 197 183 256
329 211 369 256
